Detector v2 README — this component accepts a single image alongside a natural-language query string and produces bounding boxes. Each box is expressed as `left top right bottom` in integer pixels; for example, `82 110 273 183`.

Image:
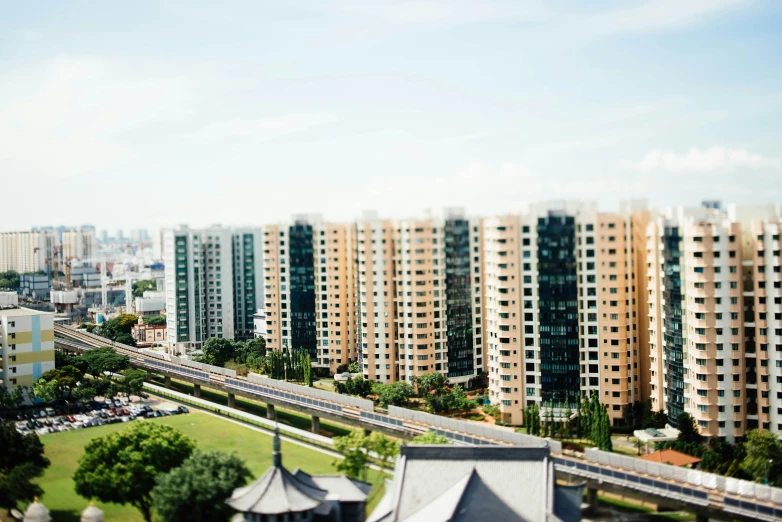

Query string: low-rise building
367 444 583 522
227 428 370 522
131 321 167 347
0 303 55 389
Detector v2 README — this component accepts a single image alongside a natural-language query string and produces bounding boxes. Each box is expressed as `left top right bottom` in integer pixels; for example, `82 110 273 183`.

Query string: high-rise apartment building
484 202 653 426
355 217 397 381
0 230 57 273
746 213 782 432
263 219 356 373
354 212 483 384
485 203 598 424
646 205 782 440
596 203 652 425
164 226 262 355
61 227 96 261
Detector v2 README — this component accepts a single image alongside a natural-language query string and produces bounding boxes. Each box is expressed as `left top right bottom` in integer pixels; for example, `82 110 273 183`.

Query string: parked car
177 406 189 414
98 412 108 420
119 408 131 416
33 420 44 429
43 419 53 427
66 415 77 423
143 405 153 413
45 407 56 417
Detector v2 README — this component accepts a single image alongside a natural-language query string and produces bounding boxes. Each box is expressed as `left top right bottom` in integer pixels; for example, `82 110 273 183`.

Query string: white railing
247 373 373 411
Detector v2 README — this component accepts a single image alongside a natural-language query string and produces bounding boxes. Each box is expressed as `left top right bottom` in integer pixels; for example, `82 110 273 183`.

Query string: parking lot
10 395 189 436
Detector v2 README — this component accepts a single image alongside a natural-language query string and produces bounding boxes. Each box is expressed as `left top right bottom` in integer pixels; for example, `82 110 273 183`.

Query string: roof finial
272 423 282 467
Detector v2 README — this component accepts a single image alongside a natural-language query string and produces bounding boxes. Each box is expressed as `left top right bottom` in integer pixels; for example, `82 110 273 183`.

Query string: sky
1 0 781 232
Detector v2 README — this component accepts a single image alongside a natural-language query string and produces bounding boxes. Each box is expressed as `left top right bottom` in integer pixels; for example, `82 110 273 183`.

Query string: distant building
227 427 370 522
0 304 55 389
0 230 56 273
61 227 96 262
131 320 166 347
368 444 583 522
20 274 51 299
134 291 165 318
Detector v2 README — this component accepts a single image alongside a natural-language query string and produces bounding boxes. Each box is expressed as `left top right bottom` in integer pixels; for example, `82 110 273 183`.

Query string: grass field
36 411 386 522
148 374 353 438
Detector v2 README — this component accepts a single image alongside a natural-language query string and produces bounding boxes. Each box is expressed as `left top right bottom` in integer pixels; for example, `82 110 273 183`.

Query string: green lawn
148 375 352 437
37 411 386 522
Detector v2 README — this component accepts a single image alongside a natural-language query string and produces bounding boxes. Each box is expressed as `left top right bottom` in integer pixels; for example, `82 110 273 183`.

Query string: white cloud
334 0 540 26
619 147 781 174
0 57 193 180
581 0 752 36
183 113 337 142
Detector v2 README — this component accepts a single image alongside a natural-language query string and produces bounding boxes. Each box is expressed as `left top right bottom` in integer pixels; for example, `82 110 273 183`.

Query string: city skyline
1 1 781 231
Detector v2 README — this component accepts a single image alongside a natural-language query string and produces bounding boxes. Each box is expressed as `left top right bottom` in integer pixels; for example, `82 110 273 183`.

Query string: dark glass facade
445 218 474 378
289 224 316 359
174 235 190 341
232 233 257 341
662 226 684 424
537 214 580 406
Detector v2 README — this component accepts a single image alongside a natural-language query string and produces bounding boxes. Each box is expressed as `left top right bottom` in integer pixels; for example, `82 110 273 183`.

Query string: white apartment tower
164 226 263 355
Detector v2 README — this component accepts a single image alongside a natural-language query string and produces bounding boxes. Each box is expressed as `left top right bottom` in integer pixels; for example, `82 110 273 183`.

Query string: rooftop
640 449 702 467
367 445 580 522
0 306 53 318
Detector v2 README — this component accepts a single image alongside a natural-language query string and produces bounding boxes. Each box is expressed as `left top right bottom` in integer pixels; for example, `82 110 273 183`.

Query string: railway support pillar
267 404 276 421
227 393 236 409
164 375 171 388
586 487 598 514
193 384 201 398
311 416 320 434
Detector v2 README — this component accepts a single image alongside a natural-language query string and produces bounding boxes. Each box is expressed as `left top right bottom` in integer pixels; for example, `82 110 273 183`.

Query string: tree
333 431 371 481
676 412 700 444
641 398 654 429
0 386 27 412
115 332 136 347
483 403 500 420
347 361 360 373
411 431 450 445
622 403 635 428
132 280 157 298
335 376 372 397
81 346 130 376
634 438 645 456
121 368 148 396
144 315 166 326
0 271 20 291
743 429 782 485
368 432 399 471
41 365 84 400
0 422 50 512
101 314 139 340
74 422 195 522
31 378 57 404
200 338 237 367
373 382 414 408
55 350 88 374
563 403 573 440
301 351 313 386
151 450 251 522
413 372 447 397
